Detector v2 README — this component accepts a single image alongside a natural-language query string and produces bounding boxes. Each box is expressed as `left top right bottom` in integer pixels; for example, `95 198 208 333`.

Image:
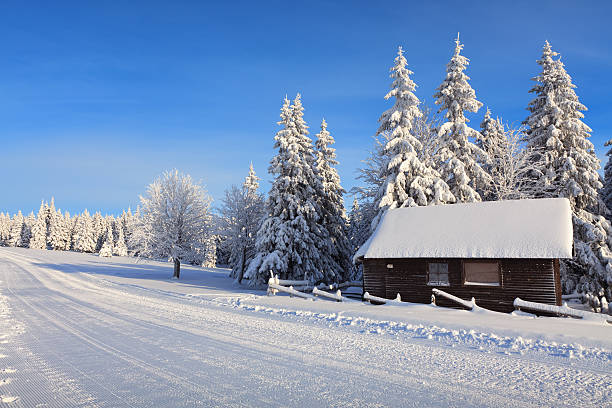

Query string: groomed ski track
0 248 610 407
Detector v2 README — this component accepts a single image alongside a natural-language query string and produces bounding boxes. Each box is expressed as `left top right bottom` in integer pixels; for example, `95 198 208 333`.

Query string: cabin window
463 262 500 286
427 263 449 286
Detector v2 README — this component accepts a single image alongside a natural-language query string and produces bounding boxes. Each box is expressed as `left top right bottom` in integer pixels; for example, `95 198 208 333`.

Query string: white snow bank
356 198 573 259
226 297 612 362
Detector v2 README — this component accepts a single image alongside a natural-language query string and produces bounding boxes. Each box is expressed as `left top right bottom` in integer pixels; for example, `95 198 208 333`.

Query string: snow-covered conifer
413 104 444 167
136 170 213 278
245 95 330 285
91 212 105 252
118 208 137 255
73 210 97 253
220 164 266 282
127 207 147 256
315 119 352 281
347 198 372 280
50 209 70 250
372 47 454 230
199 235 217 268
119 209 132 246
29 201 48 250
21 211 35 248
524 41 612 302
8 211 25 247
602 139 612 217
113 220 129 256
64 211 75 250
45 198 56 247
433 35 490 203
99 224 114 257
0 213 10 246
347 199 367 254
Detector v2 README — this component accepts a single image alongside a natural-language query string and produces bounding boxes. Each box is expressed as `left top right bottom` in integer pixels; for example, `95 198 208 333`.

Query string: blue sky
1 1 611 216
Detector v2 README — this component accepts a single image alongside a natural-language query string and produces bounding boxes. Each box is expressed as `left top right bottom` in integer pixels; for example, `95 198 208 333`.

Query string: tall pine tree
372 46 454 230
50 209 70 250
99 223 114 257
74 210 96 253
433 35 490 203
315 119 352 281
246 95 330 285
29 201 48 250
0 213 10 246
113 219 129 256
524 41 612 302
8 211 25 247
602 139 612 218
221 164 266 283
479 108 510 201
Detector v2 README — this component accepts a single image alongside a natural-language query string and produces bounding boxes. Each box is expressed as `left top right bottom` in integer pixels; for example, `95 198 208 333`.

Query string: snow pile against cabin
356 198 573 261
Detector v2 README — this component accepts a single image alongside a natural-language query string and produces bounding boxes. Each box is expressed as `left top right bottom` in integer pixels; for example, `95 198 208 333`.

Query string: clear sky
1 1 611 216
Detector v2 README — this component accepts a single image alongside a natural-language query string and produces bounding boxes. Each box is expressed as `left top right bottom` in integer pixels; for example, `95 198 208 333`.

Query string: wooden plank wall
362 259 387 299
363 258 559 313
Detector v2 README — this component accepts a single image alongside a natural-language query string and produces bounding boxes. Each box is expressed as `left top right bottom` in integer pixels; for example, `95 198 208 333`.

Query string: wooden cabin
354 198 573 313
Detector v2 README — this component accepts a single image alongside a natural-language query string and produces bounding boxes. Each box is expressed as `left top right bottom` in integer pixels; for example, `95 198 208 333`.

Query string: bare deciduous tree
138 169 213 279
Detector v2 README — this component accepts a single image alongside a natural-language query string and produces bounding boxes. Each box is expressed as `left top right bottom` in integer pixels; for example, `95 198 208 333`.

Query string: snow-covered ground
0 247 610 407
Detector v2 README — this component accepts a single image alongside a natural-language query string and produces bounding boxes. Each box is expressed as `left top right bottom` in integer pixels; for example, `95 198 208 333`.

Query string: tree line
0 198 132 257
1 36 611 310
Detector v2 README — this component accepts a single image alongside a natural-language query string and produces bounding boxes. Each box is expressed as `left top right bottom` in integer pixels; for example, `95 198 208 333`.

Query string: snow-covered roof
355 198 573 260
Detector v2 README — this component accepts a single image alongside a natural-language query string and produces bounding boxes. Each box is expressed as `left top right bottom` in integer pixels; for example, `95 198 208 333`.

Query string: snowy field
0 247 610 407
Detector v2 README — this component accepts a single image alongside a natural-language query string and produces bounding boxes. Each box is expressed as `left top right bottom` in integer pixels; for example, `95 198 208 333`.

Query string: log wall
362 258 561 313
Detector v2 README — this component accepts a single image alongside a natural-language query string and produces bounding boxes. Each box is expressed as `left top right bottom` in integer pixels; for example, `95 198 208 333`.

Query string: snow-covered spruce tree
70 213 79 250
50 209 70 251
433 35 491 203
0 213 10 246
412 104 444 167
127 207 148 257
91 212 105 252
522 41 567 197
220 163 266 283
137 169 213 278
347 199 367 256
124 208 141 255
371 46 455 231
73 210 97 253
29 201 48 250
245 95 330 285
352 137 387 239
45 198 56 247
197 233 217 268
21 211 35 248
113 220 129 256
99 224 114 257
290 95 336 282
64 211 74 250
346 198 372 280
601 139 612 218
524 41 612 303
118 209 133 249
219 189 245 272
352 102 441 235
354 104 444 211
8 211 25 247
214 234 232 267
478 108 506 200
315 119 352 281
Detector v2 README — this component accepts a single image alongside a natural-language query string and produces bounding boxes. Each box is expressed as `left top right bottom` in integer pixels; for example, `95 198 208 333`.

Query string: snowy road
0 248 610 407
